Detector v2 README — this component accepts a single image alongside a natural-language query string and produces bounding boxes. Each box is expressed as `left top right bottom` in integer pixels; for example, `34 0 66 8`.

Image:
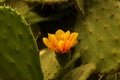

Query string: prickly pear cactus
39 49 80 80
61 63 96 80
0 6 43 80
75 0 120 79
23 0 68 4
40 49 62 80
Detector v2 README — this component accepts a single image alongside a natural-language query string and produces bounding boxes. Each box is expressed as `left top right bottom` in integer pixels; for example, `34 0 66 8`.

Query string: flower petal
64 30 70 40
55 29 65 40
70 40 77 47
64 40 71 53
48 33 58 47
69 32 78 41
69 32 78 47
43 37 58 51
42 37 52 48
58 40 65 53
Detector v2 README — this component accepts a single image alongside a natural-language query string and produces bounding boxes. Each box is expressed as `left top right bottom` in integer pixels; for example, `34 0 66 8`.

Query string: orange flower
43 29 78 54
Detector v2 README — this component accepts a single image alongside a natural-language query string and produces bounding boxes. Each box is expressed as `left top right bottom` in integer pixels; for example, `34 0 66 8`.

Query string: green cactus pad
76 0 120 75
40 49 62 80
40 49 80 80
0 6 43 80
61 63 96 80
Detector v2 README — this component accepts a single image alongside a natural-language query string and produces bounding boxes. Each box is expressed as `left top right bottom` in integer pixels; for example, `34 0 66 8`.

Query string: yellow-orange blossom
42 29 78 54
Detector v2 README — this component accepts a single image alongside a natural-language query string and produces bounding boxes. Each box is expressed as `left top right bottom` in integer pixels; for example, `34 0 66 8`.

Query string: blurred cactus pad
0 6 43 80
75 0 120 80
1 0 120 80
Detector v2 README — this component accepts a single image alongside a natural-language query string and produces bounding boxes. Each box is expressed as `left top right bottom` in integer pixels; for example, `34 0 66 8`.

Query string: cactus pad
0 6 43 80
75 0 120 77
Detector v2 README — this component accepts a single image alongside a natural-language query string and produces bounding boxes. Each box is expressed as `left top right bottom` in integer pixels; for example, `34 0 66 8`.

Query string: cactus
39 48 80 80
75 0 84 14
22 0 68 4
74 0 120 79
0 6 43 80
61 63 96 80
40 49 62 80
3 0 120 80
